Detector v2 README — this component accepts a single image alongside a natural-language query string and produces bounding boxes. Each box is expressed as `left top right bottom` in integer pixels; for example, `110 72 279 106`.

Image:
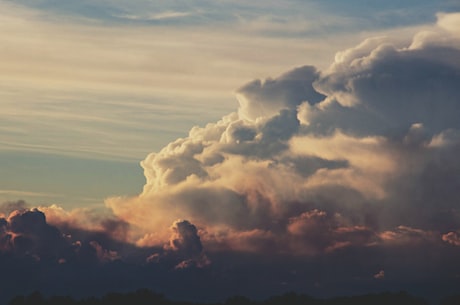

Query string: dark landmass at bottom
7 289 460 305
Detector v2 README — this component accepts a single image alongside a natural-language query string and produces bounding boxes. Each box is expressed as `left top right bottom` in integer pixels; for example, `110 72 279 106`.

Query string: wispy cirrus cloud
0 1 353 162
0 190 60 198
114 11 195 21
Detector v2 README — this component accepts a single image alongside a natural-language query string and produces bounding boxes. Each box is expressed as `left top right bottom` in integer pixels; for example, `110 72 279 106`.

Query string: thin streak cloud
115 11 195 21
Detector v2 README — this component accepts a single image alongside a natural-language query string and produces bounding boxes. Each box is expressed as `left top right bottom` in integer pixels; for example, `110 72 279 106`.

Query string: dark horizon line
7 288 460 305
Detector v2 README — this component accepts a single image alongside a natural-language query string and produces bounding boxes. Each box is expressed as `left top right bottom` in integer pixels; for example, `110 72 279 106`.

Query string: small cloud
379 226 436 245
374 270 385 279
150 11 193 20
147 220 210 269
167 220 203 255
442 231 460 246
114 11 193 21
89 240 120 262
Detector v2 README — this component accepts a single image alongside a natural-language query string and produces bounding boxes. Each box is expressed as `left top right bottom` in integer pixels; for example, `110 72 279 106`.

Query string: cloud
3 10 460 304
374 270 385 279
144 219 210 269
0 206 132 266
201 227 276 253
379 226 437 246
0 204 177 279
165 219 210 268
315 44 460 136
0 200 28 216
0 208 72 259
114 11 194 21
36 204 132 245
236 66 324 121
167 220 203 254
106 12 460 264
0 1 345 162
286 210 377 254
0 206 217 303
437 12 460 35
442 231 460 246
87 240 120 262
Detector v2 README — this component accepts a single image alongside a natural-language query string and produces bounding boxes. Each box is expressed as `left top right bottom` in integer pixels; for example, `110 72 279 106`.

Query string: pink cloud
442 231 460 246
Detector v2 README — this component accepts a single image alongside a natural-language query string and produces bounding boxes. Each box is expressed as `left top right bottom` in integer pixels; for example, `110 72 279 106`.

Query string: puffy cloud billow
0 203 126 264
104 14 460 299
2 11 460 303
107 12 460 256
146 219 210 269
0 202 213 302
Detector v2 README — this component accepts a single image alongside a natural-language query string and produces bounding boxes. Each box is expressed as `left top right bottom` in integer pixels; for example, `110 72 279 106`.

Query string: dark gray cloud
236 65 324 121
146 219 210 269
0 209 70 259
313 45 460 137
168 220 203 254
287 209 378 254
165 219 210 269
0 207 137 268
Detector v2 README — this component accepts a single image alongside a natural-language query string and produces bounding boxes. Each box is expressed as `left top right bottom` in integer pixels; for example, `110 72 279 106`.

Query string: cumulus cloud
146 220 210 269
0 206 216 303
236 66 324 121
36 204 133 246
287 210 377 254
166 220 210 268
0 208 70 259
0 206 134 268
105 12 460 263
313 42 460 136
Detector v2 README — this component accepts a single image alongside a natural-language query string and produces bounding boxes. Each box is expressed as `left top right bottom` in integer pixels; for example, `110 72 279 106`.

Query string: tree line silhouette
7 289 460 305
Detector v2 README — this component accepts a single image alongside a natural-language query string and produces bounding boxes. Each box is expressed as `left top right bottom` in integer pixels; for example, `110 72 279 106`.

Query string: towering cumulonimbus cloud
106 12 460 258
1 11 460 304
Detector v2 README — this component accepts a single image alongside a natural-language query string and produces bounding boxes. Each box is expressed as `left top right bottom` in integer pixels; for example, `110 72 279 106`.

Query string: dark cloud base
0 205 459 304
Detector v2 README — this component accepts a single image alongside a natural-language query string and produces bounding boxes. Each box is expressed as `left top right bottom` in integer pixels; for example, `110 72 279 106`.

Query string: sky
1 0 460 303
